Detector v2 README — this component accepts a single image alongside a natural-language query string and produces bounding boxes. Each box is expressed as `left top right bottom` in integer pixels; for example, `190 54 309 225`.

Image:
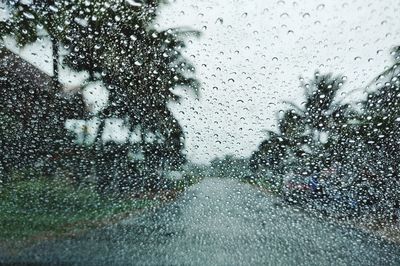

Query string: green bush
0 179 102 214
0 178 158 240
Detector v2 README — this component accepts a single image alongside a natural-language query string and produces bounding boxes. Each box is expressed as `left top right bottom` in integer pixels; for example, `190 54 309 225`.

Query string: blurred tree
0 0 74 81
60 0 199 192
251 64 400 219
250 131 289 177
355 47 400 214
359 46 400 162
283 73 355 170
251 73 355 178
1 0 199 192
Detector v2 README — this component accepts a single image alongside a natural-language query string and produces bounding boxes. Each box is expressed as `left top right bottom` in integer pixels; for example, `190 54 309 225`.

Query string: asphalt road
2 178 400 265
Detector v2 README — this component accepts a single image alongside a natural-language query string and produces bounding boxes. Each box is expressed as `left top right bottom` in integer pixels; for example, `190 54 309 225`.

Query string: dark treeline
0 0 199 194
250 46 400 221
208 155 251 179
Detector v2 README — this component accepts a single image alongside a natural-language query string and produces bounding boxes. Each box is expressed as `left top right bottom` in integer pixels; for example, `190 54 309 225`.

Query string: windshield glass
1 0 400 265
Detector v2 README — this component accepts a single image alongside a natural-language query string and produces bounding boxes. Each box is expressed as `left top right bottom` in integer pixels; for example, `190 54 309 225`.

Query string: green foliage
0 178 157 240
353 51 400 176
252 48 400 219
173 175 203 192
242 175 284 195
1 179 100 213
252 73 355 178
209 155 251 179
59 0 199 187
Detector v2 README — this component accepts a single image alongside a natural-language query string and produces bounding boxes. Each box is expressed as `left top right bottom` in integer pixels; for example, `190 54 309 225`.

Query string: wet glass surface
1 0 400 265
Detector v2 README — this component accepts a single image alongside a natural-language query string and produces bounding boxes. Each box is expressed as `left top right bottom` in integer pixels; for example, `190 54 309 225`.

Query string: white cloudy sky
2 0 400 163
158 0 400 163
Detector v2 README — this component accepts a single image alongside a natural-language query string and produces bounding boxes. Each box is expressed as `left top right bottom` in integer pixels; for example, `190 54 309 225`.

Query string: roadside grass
0 178 159 244
0 172 204 249
241 176 283 195
173 174 204 192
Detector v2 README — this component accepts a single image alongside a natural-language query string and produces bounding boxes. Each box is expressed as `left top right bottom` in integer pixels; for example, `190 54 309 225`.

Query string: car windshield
1 0 400 265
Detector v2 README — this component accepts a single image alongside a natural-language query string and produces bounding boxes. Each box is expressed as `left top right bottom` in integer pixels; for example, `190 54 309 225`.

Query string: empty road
2 178 400 265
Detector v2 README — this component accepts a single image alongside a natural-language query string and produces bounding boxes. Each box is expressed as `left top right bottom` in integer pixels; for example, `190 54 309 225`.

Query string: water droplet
215 17 224 25
23 12 35 20
126 0 142 7
280 13 289 18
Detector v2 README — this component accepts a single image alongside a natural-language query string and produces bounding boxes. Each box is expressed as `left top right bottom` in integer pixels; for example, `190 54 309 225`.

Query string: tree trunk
52 40 59 82
94 118 106 148
94 118 109 194
140 125 146 148
89 68 95 81
88 44 95 81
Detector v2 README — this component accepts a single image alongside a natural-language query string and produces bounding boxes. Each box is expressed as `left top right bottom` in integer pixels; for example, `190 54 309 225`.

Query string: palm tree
63 0 199 139
59 0 199 192
357 47 400 176
1 0 73 82
251 73 355 179
283 73 355 167
250 129 289 177
365 46 400 89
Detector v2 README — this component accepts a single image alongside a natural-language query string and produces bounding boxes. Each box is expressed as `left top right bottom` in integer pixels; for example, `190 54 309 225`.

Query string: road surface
2 178 400 265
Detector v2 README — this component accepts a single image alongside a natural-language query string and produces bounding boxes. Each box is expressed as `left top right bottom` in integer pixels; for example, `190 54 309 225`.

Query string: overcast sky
158 0 400 163
2 0 400 164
